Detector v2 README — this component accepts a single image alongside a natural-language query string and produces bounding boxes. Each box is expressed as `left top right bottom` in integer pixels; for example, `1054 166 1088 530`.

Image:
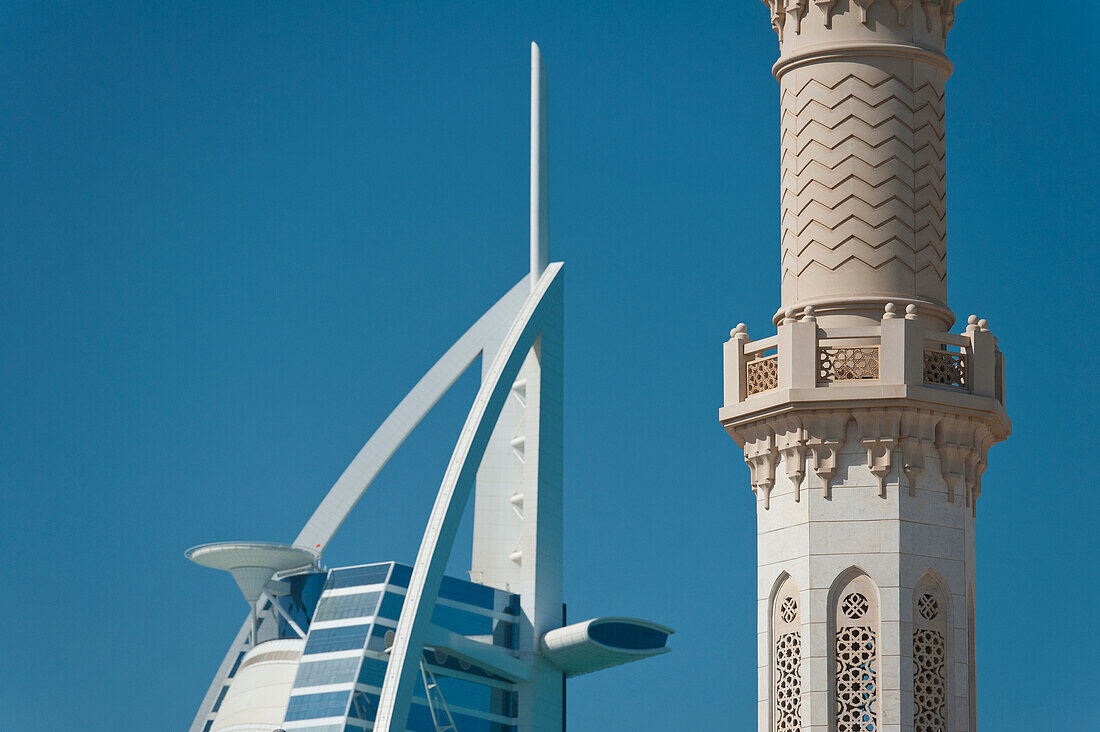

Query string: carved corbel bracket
963 448 980 509
852 0 876 24
920 0 942 32
900 411 939 497
762 0 788 40
813 0 838 29
743 425 779 509
940 0 957 37
803 411 849 499
775 416 808 502
856 410 900 497
786 0 809 34
934 416 971 504
976 425 995 501
963 422 998 508
891 0 913 25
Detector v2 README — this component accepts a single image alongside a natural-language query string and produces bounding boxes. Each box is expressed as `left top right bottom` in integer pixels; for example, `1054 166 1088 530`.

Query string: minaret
721 3 1009 731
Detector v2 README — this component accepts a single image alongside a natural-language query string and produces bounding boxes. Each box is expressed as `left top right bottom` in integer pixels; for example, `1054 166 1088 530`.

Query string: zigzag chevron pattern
780 71 948 292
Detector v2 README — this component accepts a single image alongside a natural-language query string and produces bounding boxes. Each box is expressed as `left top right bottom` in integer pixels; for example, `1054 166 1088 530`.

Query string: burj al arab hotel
186 45 673 732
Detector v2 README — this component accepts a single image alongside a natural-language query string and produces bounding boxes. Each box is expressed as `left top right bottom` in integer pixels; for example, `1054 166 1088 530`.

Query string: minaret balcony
721 304 1010 439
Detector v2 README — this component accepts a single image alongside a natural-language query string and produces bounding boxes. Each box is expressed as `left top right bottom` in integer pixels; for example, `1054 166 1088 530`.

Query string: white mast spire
530 42 548 291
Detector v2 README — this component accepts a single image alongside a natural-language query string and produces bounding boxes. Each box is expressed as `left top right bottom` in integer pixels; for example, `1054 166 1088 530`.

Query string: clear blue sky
2 1 1097 729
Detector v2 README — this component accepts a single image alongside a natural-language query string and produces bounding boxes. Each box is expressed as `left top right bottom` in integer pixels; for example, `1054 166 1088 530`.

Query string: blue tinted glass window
228 651 246 678
211 685 228 712
283 572 327 625
377 592 405 620
388 563 412 588
406 703 514 732
420 649 511 684
357 656 388 687
348 690 380 720
366 623 394 653
295 657 360 688
303 625 371 655
425 674 497 713
284 690 352 721
588 621 668 650
202 721 213 732
325 564 392 590
313 592 382 623
438 575 497 609
431 603 494 636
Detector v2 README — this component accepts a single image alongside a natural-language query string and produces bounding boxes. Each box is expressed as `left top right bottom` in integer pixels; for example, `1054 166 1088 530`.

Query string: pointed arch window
832 570 880 732
772 574 802 732
913 574 950 732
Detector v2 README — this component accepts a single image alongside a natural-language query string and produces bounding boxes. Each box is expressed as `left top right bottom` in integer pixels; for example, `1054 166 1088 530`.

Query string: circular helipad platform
185 542 320 603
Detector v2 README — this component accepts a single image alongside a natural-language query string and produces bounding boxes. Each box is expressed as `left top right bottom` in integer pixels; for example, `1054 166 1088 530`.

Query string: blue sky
1 1 1097 729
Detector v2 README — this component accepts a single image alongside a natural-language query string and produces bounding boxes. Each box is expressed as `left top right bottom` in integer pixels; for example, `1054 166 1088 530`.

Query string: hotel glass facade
208 562 521 732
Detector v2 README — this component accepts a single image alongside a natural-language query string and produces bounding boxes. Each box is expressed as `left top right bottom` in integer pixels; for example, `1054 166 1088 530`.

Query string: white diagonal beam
189 277 527 732
373 263 563 732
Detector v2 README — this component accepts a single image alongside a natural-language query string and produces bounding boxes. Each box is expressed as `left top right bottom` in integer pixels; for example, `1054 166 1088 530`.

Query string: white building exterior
187 44 671 732
721 2 1010 731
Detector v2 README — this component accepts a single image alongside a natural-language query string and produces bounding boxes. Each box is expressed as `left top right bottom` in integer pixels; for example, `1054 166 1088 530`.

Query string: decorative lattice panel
923 349 967 389
841 592 869 620
780 596 798 624
914 629 947 732
836 625 878 732
819 347 879 381
775 631 802 732
918 593 939 622
747 354 779 395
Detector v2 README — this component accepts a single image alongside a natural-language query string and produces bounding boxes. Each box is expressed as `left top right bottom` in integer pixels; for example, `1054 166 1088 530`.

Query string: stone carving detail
836 626 879 731
775 416 808 501
914 629 947 731
728 408 996 508
891 0 913 24
761 0 788 40
842 593 869 620
851 0 876 24
856 410 899 497
914 577 950 731
900 411 938 497
803 411 847 498
917 593 938 621
743 426 779 509
774 576 802 731
922 0 942 32
834 573 881 732
814 0 838 28
779 70 947 308
819 347 880 381
780 596 799 623
939 0 957 38
934 417 970 504
924 349 967 389
776 632 802 731
786 0 808 34
747 354 779 395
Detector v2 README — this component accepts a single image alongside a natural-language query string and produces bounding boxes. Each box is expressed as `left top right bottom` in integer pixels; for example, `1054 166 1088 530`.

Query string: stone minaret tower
720 2 1010 731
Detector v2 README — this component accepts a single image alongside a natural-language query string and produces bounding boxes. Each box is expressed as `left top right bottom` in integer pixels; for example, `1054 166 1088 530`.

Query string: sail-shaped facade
187 44 672 732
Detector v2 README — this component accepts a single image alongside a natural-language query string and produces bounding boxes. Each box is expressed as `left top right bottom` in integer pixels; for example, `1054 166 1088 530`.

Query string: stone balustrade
724 304 1005 407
